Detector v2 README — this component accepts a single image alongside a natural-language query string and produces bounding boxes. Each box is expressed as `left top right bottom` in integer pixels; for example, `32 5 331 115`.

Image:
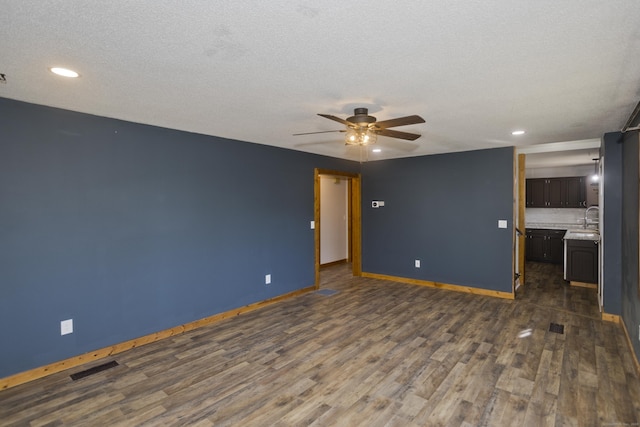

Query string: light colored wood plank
570 280 598 289
518 152 526 288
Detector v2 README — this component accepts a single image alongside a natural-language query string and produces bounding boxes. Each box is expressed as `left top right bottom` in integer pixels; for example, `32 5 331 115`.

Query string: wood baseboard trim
361 272 514 300
0 286 315 391
570 281 597 289
601 313 620 323
320 259 347 269
618 316 640 377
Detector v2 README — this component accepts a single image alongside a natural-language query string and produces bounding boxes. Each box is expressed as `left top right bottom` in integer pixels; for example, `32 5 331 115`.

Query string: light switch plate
498 220 508 229
415 260 421 268
265 274 271 285
310 221 315 229
60 319 73 335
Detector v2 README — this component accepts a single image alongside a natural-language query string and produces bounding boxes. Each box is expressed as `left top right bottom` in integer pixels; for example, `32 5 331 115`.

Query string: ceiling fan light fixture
345 128 357 144
345 128 377 146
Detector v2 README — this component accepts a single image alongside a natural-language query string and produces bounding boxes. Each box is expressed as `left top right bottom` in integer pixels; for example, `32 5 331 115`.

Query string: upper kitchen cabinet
526 176 586 208
563 177 586 208
547 178 564 207
526 178 546 207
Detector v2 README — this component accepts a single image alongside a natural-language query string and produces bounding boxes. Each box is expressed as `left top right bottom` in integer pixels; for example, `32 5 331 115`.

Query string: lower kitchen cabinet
565 239 598 283
526 229 565 264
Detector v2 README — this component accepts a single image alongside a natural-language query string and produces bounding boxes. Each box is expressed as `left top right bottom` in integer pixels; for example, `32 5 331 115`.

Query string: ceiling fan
293 107 425 146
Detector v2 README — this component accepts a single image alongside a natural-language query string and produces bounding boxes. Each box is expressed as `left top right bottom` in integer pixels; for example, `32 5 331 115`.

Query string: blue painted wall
603 132 623 315
0 97 519 379
602 130 640 358
0 98 358 378
620 131 640 359
360 148 515 292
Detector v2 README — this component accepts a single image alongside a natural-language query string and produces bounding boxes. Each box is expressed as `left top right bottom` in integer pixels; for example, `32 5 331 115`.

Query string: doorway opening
515 149 602 320
314 168 361 289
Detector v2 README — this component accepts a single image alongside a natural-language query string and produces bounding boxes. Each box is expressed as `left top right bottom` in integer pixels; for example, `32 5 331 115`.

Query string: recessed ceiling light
372 148 382 153
50 67 79 78
511 130 525 136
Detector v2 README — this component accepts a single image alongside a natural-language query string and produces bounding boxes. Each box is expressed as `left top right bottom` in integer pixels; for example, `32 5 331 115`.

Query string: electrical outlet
265 274 271 285
60 319 73 336
415 260 421 268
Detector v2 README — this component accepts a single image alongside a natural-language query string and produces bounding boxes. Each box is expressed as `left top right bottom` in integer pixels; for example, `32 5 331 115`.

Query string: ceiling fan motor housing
347 108 377 126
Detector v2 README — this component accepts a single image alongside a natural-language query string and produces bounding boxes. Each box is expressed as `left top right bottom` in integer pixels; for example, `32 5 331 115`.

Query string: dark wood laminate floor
1 262 639 426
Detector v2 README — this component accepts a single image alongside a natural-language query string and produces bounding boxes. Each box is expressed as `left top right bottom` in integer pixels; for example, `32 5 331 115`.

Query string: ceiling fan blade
377 128 422 141
318 114 356 127
292 130 345 136
374 115 425 129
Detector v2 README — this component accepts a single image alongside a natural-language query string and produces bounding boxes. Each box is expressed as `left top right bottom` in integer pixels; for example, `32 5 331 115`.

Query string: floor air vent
549 323 564 334
70 360 119 381
316 289 339 296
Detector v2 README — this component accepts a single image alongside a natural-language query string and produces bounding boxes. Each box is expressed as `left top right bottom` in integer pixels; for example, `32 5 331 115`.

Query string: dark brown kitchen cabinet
566 239 598 283
563 177 586 208
526 229 546 261
547 178 564 207
548 230 565 263
526 229 565 264
525 177 586 208
526 179 546 208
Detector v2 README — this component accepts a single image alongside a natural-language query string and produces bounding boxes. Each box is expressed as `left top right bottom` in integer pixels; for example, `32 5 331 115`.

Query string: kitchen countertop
525 222 583 230
563 229 600 242
525 223 600 241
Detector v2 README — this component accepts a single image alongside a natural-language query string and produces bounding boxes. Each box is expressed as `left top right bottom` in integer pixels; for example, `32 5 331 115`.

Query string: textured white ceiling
1 1 639 163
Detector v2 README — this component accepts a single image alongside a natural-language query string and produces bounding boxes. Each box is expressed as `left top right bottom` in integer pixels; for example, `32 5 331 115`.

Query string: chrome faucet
584 206 599 229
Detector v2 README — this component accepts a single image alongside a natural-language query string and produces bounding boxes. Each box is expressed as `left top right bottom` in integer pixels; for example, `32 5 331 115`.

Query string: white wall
320 175 348 264
526 164 593 178
526 208 587 227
